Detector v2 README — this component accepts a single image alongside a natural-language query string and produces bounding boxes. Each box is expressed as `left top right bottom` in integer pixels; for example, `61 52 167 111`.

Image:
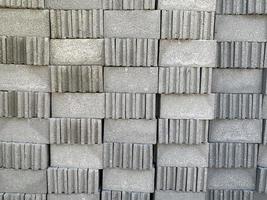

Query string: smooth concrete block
160 94 216 119
104 11 160 39
103 168 155 192
0 118 49 144
215 15 267 41
52 93 105 118
51 144 103 169
155 191 206 200
48 194 99 200
50 39 104 65
158 0 216 11
258 145 267 167
157 144 209 167
264 96 267 119
0 9 49 37
209 120 262 143
0 64 50 92
104 119 157 144
0 169 47 193
159 40 216 67
208 169 256 190
45 0 102 9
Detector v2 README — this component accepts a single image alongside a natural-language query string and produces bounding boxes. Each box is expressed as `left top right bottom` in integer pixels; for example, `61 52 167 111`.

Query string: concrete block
104 119 157 144
48 194 99 200
46 0 101 9
160 94 216 119
51 144 103 169
155 191 206 200
255 193 267 200
215 15 267 41
263 96 267 119
208 190 254 200
207 169 256 190
50 39 104 65
158 0 216 11
159 40 216 68
0 168 47 193
0 118 49 144
52 93 105 118
258 145 267 167
209 119 262 143
102 191 150 200
104 11 160 39
103 168 155 192
104 67 158 93
157 144 209 167
256 167 267 193
0 0 45 8
0 9 49 37
0 194 46 200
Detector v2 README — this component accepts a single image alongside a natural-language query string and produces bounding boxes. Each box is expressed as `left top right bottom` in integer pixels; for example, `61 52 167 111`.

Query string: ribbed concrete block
48 194 99 200
0 0 45 8
102 190 150 200
208 190 254 200
102 0 156 10
45 0 102 9
155 191 206 200
0 193 47 200
158 0 216 11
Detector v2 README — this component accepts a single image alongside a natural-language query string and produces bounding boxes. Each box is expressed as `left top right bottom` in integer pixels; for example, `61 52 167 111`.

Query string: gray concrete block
51 144 103 169
104 11 160 39
155 191 206 200
159 40 216 68
0 118 49 144
208 190 254 200
0 64 50 92
212 69 262 93
209 119 262 143
160 94 216 119
50 39 104 65
103 0 155 10
258 145 267 167
52 93 105 118
256 167 267 193
104 119 157 144
215 15 267 41
102 191 150 200
263 95 267 119
103 168 155 192
255 193 267 200
45 0 102 9
208 169 256 190
0 168 47 193
0 0 45 8
0 193 46 200
157 144 209 167
0 9 49 37
158 0 216 11
104 67 158 93
48 194 99 200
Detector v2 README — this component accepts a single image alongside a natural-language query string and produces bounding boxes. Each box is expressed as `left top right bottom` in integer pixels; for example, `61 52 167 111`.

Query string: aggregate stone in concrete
48 194 100 200
50 39 104 65
45 0 102 9
50 144 103 169
104 67 158 93
103 168 155 193
104 11 160 39
158 0 216 11
0 64 50 92
208 169 256 190
0 169 47 193
155 191 206 200
0 9 49 37
104 119 157 144
157 144 209 167
52 93 105 118
160 94 216 119
212 69 262 93
215 15 267 41
209 119 262 143
258 145 267 167
0 118 49 144
159 40 216 67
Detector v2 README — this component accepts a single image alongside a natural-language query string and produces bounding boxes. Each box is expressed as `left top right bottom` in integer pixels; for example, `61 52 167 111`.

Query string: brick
103 168 155 192
50 144 103 169
104 11 160 39
159 40 216 67
104 67 158 93
258 145 267 167
104 119 157 144
0 9 49 37
0 0 45 8
158 0 216 11
155 191 206 200
160 94 216 119
52 93 105 118
50 39 104 65
0 168 47 193
48 194 99 200
102 0 156 10
208 190 254 200
102 191 150 200
45 0 102 9
157 144 209 167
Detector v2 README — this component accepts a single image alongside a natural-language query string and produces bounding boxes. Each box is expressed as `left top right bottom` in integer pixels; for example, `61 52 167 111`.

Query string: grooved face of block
103 168 155 192
45 0 102 9
48 194 99 200
155 191 206 200
0 9 49 37
104 11 160 39
258 145 267 167
158 0 216 11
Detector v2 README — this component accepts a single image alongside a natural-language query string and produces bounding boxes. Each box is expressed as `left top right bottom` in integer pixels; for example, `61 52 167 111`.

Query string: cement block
157 144 209 167
209 190 254 200
212 69 262 93
160 94 216 119
50 39 104 65
102 191 150 200
103 168 155 192
208 169 256 190
48 194 99 200
155 191 206 200
50 144 103 169
52 93 105 118
45 0 102 9
104 119 157 144
263 96 267 119
209 120 262 143
0 0 45 8
255 193 267 200
104 67 158 93
104 11 160 39
159 40 216 68
158 0 216 11
0 9 49 37
0 168 47 193
258 145 267 167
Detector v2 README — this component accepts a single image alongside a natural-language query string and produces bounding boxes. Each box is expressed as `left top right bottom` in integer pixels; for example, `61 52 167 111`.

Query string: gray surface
258 145 267 167
158 0 216 11
155 191 206 200
45 0 102 9
48 194 99 200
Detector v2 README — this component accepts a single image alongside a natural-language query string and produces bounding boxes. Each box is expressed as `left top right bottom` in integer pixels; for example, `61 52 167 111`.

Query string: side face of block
258 145 267 167
48 194 99 200
45 0 102 9
255 193 267 200
155 191 206 200
104 11 160 39
158 0 216 11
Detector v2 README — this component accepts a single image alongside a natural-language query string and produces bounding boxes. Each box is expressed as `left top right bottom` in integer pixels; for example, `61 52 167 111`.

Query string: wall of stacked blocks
1 0 267 200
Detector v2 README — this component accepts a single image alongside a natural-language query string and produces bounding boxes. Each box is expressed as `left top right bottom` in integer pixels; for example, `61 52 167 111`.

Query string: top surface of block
158 0 216 11
45 0 102 9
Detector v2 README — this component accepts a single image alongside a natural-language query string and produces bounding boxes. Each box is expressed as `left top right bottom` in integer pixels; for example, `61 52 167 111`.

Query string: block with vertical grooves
208 189 254 200
0 193 46 200
102 190 150 200
102 0 156 10
0 0 45 8
257 167 267 193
